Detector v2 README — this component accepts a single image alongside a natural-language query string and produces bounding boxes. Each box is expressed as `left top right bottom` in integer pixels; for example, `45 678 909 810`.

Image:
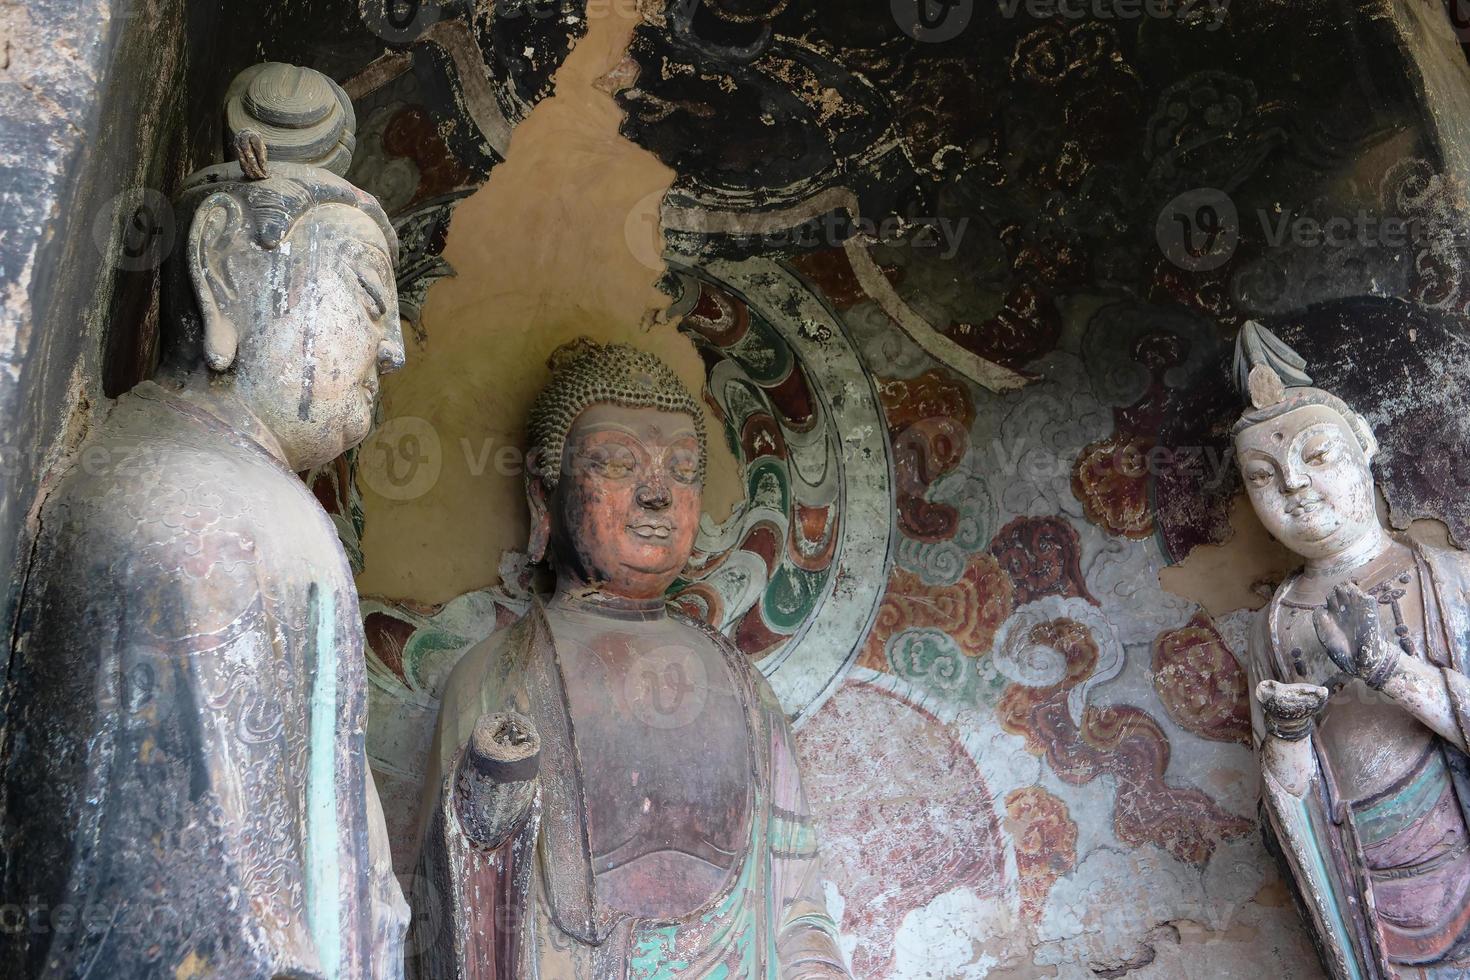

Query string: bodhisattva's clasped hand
1312 583 1399 689
1256 679 1330 741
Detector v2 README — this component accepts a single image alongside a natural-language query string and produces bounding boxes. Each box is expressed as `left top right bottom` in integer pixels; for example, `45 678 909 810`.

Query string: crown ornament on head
1230 320 1378 457
1233 320 1313 409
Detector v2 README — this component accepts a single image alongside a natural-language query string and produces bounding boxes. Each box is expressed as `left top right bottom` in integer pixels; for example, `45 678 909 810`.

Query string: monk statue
410 340 850 979
0 132 408 978
1236 323 1470 977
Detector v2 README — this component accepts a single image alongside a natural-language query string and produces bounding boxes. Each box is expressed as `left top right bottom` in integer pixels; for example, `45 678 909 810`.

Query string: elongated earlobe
526 452 552 564
187 193 248 372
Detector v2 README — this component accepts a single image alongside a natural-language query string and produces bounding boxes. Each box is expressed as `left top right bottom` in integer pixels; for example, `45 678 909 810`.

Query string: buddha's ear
186 192 249 372
526 451 552 564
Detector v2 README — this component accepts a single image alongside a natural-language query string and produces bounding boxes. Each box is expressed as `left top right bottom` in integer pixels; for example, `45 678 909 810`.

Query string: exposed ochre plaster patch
1158 494 1298 618
355 5 738 603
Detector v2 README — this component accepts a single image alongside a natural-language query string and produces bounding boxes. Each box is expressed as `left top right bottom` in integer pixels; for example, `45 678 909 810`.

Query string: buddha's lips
627 521 673 540
1286 495 1326 516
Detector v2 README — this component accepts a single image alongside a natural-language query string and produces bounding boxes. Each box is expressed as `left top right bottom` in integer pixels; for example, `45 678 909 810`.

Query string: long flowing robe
409 602 848 979
0 383 407 979
1249 540 1470 979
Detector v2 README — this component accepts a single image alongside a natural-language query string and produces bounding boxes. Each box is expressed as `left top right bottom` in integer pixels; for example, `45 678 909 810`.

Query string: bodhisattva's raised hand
1313 583 1399 689
1256 679 1330 741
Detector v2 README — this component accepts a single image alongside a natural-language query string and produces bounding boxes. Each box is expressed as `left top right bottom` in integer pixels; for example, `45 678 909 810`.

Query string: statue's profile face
550 402 703 600
1235 403 1379 560
224 203 404 469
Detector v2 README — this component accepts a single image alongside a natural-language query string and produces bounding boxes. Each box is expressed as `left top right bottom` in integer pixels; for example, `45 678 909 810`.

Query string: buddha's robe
1250 540 1470 978
0 382 407 979
410 603 848 979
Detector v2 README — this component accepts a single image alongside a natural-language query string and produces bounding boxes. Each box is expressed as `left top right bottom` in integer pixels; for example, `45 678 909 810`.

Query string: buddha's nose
636 478 671 510
378 336 406 374
378 315 406 374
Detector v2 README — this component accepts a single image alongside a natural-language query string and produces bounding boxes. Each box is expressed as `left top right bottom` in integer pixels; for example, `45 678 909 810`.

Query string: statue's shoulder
49 386 289 525
1415 539 1470 592
667 607 788 717
434 607 543 704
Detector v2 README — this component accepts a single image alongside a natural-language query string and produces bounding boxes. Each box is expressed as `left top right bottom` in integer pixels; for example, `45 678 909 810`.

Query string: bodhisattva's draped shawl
409 603 847 979
0 384 407 979
1249 540 1470 979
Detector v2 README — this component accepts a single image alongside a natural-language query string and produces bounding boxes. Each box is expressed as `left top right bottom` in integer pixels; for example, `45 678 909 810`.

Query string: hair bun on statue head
1231 320 1378 457
546 336 603 376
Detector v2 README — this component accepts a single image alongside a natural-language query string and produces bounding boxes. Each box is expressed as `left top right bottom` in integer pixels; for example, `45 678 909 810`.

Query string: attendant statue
1237 323 1470 978
410 340 849 979
0 134 408 978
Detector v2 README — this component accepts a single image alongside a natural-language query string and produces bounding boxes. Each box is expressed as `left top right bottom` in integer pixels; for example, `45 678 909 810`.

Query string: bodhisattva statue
1237 323 1470 978
410 340 850 979
0 137 408 978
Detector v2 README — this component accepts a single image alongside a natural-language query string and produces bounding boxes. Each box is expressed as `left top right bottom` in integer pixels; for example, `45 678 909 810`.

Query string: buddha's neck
549 576 668 622
151 365 290 466
1301 525 1391 581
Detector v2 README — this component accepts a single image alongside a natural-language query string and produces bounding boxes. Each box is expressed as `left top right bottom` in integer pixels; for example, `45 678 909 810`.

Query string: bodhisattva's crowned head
1232 322 1382 563
160 134 405 471
525 339 708 601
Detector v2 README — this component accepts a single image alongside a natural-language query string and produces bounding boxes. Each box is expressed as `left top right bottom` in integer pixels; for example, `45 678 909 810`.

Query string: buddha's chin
341 413 373 453
619 558 682 580
1280 521 1350 558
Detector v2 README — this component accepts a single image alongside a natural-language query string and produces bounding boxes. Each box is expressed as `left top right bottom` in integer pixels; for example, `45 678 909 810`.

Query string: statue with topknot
0 65 407 979
1234 322 1470 977
408 339 850 978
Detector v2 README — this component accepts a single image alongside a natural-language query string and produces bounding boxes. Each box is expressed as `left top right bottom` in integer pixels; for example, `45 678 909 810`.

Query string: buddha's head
525 339 707 600
160 144 404 471
1232 323 1381 562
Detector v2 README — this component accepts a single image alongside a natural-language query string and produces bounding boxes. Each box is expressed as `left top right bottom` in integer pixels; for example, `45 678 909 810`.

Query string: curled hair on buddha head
158 139 396 373
1231 321 1378 459
525 338 708 491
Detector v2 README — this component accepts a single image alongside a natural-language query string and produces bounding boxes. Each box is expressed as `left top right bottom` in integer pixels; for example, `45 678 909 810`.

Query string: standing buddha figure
410 339 849 979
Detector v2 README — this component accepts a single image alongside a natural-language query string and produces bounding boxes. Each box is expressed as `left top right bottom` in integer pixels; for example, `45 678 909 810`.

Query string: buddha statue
1236 323 1470 978
410 340 849 979
0 135 408 978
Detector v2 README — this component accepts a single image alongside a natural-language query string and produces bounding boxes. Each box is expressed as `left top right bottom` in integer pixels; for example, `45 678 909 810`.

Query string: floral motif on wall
997 618 1252 865
988 514 1097 607
1152 612 1252 746
794 675 1009 978
1006 786 1079 921
878 367 975 544
858 554 1014 671
1071 433 1155 540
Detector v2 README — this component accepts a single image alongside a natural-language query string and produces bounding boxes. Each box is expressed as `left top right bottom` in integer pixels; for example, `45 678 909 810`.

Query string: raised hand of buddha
452 711 542 849
1313 583 1399 690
